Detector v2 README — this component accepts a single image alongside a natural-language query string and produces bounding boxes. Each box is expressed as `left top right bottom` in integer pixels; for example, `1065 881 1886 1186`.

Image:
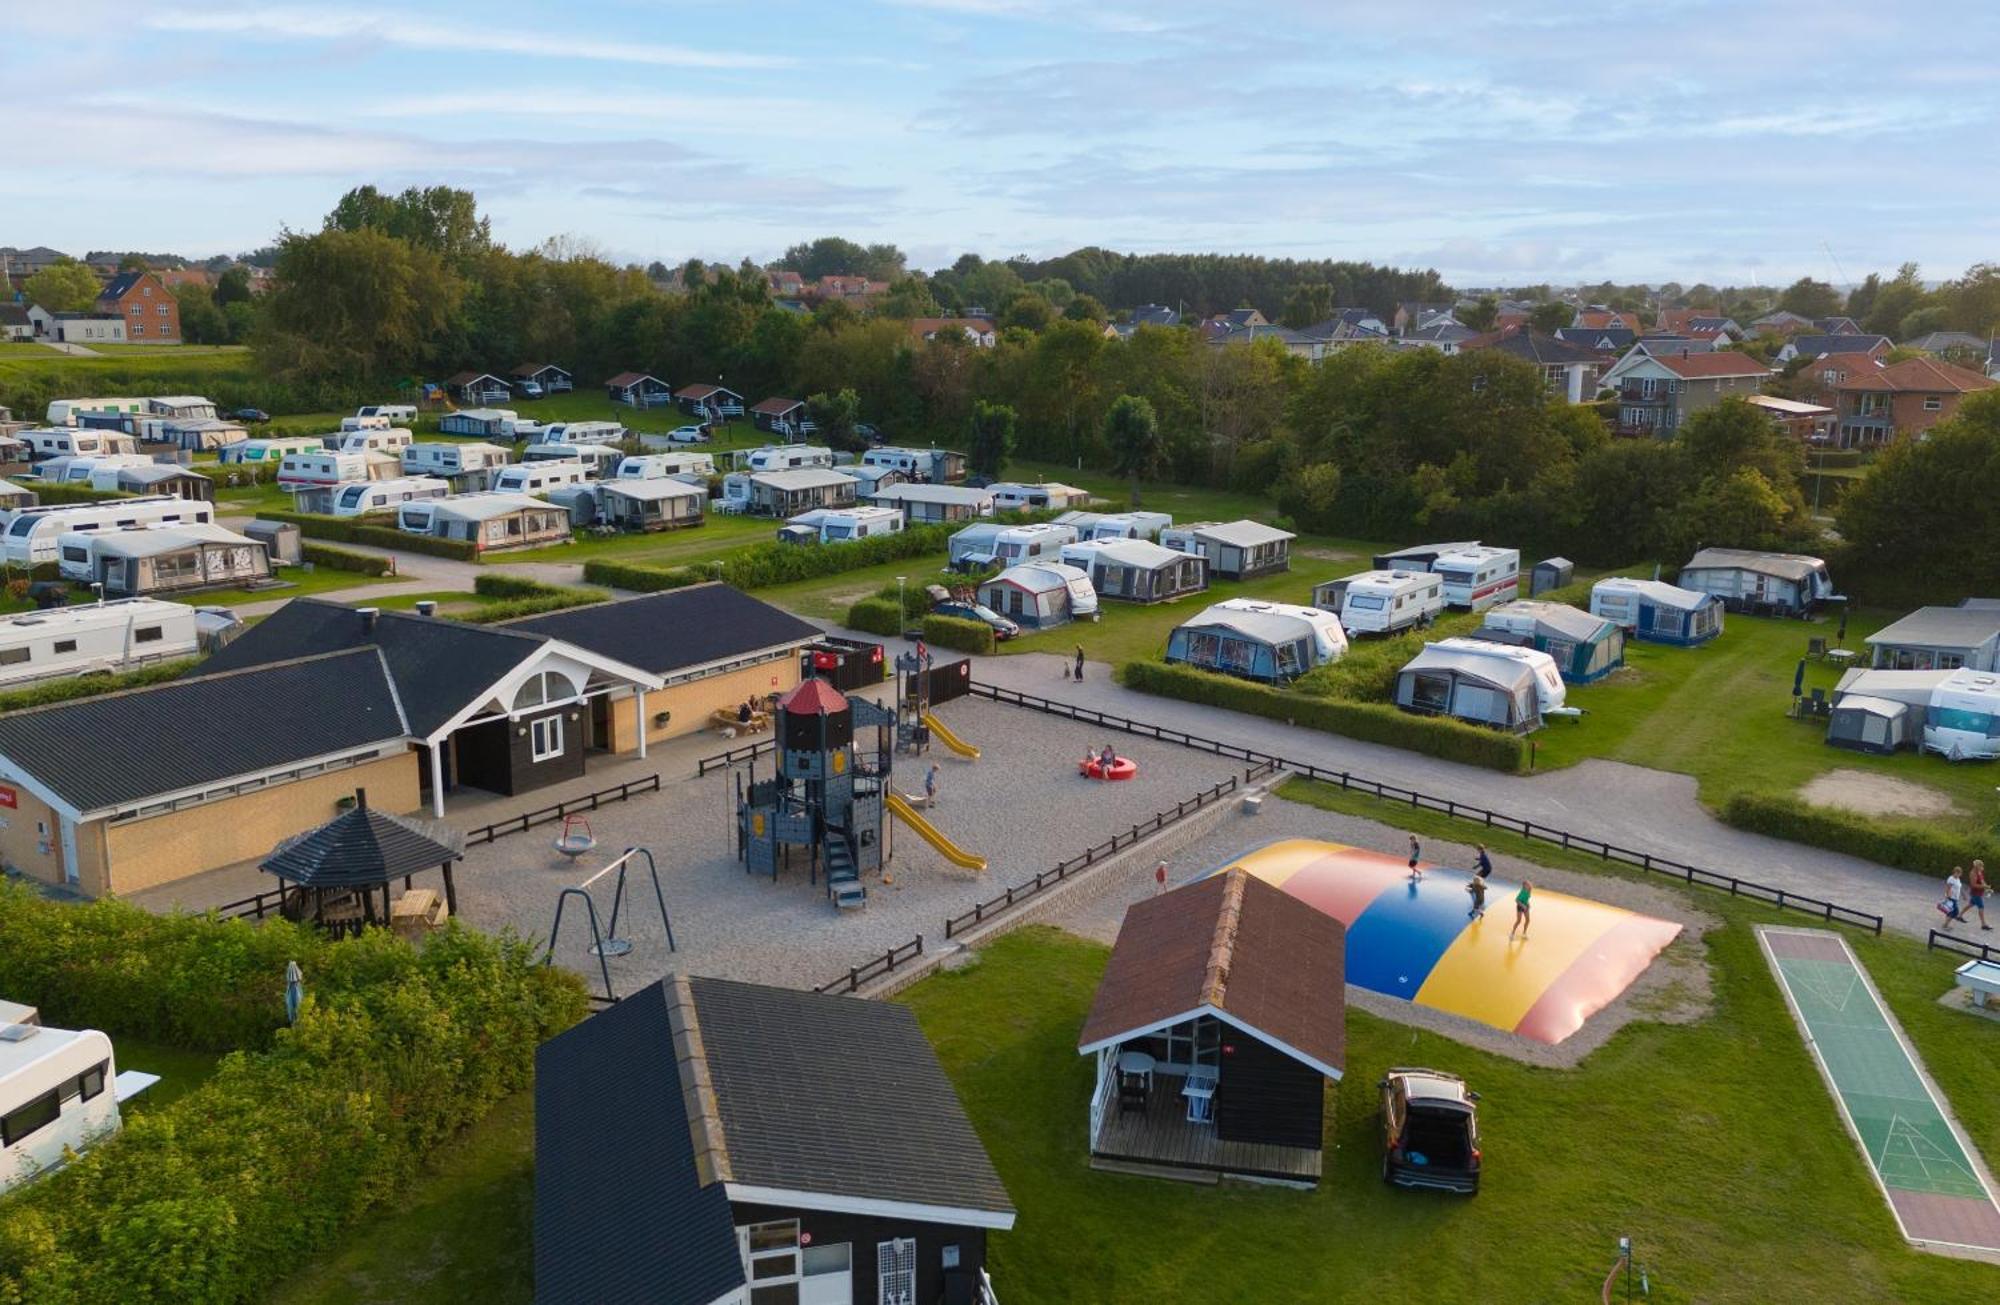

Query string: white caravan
780 506 905 544
402 442 511 480
1431 546 1521 612
357 404 419 424
492 460 595 496
339 414 392 432
522 442 621 478
1 498 213 566
2 1002 154 1193
1925 668 2000 761
744 445 835 473
19 428 140 460
331 427 415 456
533 421 627 446
218 436 323 465
0 599 211 687
615 452 715 484
1314 569 1445 635
328 477 450 518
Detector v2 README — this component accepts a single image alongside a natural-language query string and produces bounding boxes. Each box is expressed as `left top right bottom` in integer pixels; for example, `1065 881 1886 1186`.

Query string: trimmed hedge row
301 542 393 576
0 887 585 1304
28 482 132 505
921 613 996 655
1121 659 1530 772
256 509 477 562
584 520 964 594
0 658 196 716
1721 793 1991 878
847 597 903 636
463 574 610 624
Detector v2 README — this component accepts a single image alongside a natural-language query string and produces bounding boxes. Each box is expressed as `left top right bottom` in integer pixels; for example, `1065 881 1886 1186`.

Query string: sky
3 1 1997 287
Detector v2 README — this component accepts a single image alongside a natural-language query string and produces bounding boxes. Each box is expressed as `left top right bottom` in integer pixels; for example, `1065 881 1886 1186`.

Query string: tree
172 282 227 345
213 265 253 307
117 255 151 273
253 227 462 384
1777 277 1842 319
999 293 1054 333
1528 301 1572 335
645 260 670 281
1459 296 1500 332
1104 394 1162 506
777 236 903 281
1942 262 2000 336
23 258 100 313
965 399 1017 478
325 185 490 266
1837 391 2000 600
1062 294 1107 325
805 388 864 452
1280 283 1334 329
1275 462 1341 532
1860 262 1926 338
877 275 938 320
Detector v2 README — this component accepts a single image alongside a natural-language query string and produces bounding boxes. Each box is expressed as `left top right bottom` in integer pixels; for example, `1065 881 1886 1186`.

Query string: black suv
1379 1067 1481 1193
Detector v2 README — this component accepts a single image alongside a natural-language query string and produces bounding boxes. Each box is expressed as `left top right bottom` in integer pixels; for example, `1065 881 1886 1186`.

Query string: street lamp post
897 575 908 636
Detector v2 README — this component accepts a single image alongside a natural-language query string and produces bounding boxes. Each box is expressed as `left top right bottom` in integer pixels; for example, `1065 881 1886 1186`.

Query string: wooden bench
711 708 770 735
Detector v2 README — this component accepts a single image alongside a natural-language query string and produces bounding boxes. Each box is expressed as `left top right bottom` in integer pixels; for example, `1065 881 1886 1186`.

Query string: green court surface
1760 927 2000 1258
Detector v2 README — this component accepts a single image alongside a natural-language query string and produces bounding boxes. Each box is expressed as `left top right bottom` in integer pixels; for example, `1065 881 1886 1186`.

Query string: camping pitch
1205 839 1681 1044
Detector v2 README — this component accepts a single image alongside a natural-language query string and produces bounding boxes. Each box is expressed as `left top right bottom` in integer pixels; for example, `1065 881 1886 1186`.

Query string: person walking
1466 874 1487 920
924 763 940 807
1969 860 1991 930
1940 866 1966 929
1154 860 1169 895
1510 880 1533 940
1074 646 1086 682
1474 844 1493 880
1407 834 1423 881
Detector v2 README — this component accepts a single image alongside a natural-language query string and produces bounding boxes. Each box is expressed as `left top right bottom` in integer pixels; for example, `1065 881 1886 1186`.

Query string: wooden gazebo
262 788 466 937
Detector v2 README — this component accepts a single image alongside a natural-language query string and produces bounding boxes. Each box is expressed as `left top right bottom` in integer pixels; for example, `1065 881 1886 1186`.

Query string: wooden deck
1091 1073 1322 1184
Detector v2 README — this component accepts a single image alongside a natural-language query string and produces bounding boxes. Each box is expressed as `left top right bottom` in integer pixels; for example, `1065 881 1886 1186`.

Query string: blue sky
4 1 1997 286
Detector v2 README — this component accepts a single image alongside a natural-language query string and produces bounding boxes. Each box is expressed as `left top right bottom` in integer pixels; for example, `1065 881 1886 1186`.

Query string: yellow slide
923 712 981 760
885 793 987 871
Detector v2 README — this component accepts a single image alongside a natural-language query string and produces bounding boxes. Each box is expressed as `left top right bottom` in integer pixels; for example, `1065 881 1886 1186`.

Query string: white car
667 424 712 444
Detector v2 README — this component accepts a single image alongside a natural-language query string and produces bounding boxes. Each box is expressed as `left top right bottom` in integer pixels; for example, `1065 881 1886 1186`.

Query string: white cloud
146 6 793 70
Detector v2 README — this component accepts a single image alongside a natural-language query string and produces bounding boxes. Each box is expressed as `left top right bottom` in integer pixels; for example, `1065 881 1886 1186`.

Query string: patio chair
1807 636 1827 660
1808 687 1829 717
1116 1070 1149 1116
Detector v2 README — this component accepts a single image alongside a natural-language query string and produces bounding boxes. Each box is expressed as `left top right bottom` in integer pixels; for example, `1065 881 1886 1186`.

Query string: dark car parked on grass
931 599 1020 641
1380 1067 1481 1193
232 408 270 423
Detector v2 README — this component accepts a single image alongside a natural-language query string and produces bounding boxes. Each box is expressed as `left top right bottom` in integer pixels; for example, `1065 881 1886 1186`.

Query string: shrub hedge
28 482 132 506
300 542 393 576
921 613 996 655
463 574 609 624
847 596 904 636
1721 793 1991 878
256 509 477 562
0 884 585 1305
0 659 196 715
583 521 962 594
1121 660 1530 772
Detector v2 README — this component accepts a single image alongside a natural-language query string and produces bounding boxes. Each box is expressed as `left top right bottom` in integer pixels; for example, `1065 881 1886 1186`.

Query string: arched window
512 670 578 711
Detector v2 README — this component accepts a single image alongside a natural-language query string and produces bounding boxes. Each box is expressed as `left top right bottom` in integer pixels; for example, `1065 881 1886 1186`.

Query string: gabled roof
1904 330 1988 354
445 371 507 387
1555 326 1636 353
95 270 152 301
1813 316 1863 334
1465 328 1603 366
1186 519 1294 547
0 648 408 817
511 361 568 377
604 371 666 388
1787 333 1889 357
0 305 28 327
1835 357 1997 394
749 396 805 415
1079 869 1345 1079
507 585 818 677
672 382 740 401
262 795 463 889
1648 351 1770 380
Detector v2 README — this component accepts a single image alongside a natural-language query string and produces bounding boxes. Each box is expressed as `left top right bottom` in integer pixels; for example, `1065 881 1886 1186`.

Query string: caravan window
1931 706 2000 738
1347 594 1384 611
337 486 371 510
54 640 75 653
0 648 29 666
76 1062 107 1102
134 626 163 643
62 546 88 563
1410 673 1453 712
1 1089 59 1147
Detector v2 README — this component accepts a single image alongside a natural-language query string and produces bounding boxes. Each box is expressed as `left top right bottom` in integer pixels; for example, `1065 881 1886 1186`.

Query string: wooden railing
815 934 924 996
1927 929 2000 963
697 739 776 776
969 683 1885 935
464 774 662 846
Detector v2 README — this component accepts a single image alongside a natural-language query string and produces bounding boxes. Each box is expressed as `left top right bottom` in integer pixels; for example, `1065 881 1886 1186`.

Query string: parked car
856 422 885 444
232 408 271 424
667 424 713 444
932 599 1020 641
1379 1068 1481 1193
518 380 544 400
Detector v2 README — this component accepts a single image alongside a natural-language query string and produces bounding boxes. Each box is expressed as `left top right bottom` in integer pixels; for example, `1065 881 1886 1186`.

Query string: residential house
1555 326 1636 356
766 268 806 297
749 396 809 437
94 270 179 343
1394 302 1456 336
1204 308 1269 333
153 268 212 291
34 310 126 344
1463 328 1605 403
1654 307 1712 334
1632 333 1725 356
0 246 68 276
1776 333 1891 365
1904 330 1989 361
534 975 1014 1305
1398 321 1478 354
444 372 511 405
907 316 998 347
809 274 890 304
1749 309 1814 337
604 372 672 408
1574 307 1642 332
1130 303 1180 327
1828 357 1997 447
0 306 30 342
511 363 572 394
1597 350 1770 436
1813 316 1864 336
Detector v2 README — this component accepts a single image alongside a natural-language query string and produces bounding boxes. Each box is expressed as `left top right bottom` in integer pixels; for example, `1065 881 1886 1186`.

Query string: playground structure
1079 754 1138 781
1208 839 1682 1044
542 844 676 1003
736 679 893 910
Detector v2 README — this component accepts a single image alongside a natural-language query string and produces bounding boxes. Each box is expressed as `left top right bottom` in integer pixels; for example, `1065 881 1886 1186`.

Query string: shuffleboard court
1758 927 2000 1260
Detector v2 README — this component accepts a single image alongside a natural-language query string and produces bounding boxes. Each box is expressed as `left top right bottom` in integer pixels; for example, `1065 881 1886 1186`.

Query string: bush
255 509 477 562
1721 793 1991 878
471 573 555 600
300 542 392 576
921 613 995 655
0 659 195 715
1121 660 1529 772
464 574 608 623
585 520 963 594
0 883 585 1305
28 482 131 505
847 596 904 636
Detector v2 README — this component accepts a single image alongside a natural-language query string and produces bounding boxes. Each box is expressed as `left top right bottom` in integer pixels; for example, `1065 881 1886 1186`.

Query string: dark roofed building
536 975 1014 1305
1555 325 1636 355
507 583 818 681
1778 332 1891 364
1463 327 1606 402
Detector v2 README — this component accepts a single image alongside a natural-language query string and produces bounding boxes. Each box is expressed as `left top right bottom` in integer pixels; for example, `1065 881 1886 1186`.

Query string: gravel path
452 696 1248 994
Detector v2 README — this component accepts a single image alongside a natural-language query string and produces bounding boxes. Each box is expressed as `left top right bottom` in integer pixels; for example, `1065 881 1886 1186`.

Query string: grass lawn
208 477 295 514
267 1090 537 1305
112 1038 224 1118
171 565 409 608
1002 457 1291 525
0 345 256 388
495 511 774 566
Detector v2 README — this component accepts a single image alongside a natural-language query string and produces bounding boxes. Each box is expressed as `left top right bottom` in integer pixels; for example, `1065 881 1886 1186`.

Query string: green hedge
464 575 609 624
921 613 995 656
28 481 132 505
471 573 554 599
256 509 477 562
1121 660 1530 772
0 884 585 1305
847 597 904 636
301 542 393 576
0 659 196 715
1721 793 1992 878
584 520 962 594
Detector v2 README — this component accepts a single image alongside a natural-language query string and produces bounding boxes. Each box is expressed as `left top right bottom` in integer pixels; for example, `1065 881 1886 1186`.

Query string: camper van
744 445 835 473
522 442 621 479
339 414 392 433
36 454 155 485
402 442 511 482
331 427 415 456
1925 668 2000 761
1431 546 1520 612
43 398 145 427
357 404 419 424
780 506 904 545
218 436 323 465
0 598 213 686
533 421 627 446
615 452 715 484
2 498 214 566
328 477 450 518
19 428 140 461
492 459 595 497
1 1002 150 1193
278 450 383 491
1316 569 1445 635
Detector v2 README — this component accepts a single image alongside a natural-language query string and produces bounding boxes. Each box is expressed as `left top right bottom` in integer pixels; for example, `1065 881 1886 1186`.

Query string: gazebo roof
261 792 465 890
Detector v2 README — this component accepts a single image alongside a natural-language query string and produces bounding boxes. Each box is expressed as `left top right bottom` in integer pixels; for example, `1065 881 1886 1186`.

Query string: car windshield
973 606 1003 622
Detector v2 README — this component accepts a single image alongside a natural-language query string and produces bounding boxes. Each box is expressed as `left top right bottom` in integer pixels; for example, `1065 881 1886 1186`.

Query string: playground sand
1800 768 1960 820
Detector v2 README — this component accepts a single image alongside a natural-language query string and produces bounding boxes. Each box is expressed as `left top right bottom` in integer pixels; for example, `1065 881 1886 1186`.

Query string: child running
1510 879 1533 940
1970 861 1992 931
1466 874 1487 920
1407 834 1423 881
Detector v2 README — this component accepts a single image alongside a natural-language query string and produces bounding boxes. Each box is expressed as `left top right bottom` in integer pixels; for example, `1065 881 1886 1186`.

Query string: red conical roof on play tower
780 678 849 715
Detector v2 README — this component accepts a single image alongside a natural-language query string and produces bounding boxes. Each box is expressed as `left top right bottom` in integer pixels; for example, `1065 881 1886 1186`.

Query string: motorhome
492 459 595 497
532 421 627 446
0 598 214 687
2 498 215 566
522 441 621 479
1925 668 2000 761
357 404 419 424
1431 546 1520 612
1 1001 151 1193
780 505 904 545
1054 510 1174 542
402 441 511 487
397 493 572 554
744 444 836 473
327 477 450 518
331 427 415 456
859 446 967 483
1314 569 1445 634
340 414 392 433
277 450 395 491
19 428 140 461
614 452 715 484
43 398 144 427
59 523 272 594
218 436 323 465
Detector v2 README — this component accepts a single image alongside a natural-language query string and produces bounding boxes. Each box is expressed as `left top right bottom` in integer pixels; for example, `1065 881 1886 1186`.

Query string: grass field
112 1039 224 1118
171 565 408 608
494 509 773 565
0 343 256 389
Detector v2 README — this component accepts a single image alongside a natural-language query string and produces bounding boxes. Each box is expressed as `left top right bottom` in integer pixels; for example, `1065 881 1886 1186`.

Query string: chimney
358 606 379 632
415 600 437 617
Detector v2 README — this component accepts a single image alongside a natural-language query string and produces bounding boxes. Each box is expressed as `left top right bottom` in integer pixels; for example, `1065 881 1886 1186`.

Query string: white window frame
530 715 563 762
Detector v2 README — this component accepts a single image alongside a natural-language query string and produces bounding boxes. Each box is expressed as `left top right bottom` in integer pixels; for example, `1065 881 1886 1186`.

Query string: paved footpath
846 630 1971 942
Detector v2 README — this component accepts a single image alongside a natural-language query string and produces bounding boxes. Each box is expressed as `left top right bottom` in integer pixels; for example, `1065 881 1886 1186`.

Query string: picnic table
1955 958 2000 1009
391 887 448 941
